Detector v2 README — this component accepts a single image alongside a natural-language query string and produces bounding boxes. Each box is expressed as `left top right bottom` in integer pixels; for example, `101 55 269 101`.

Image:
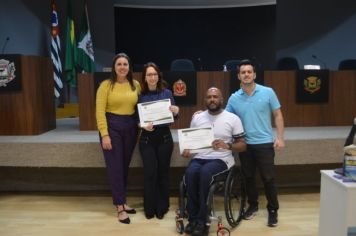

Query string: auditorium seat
338 59 356 70
276 57 300 70
224 59 240 71
170 59 195 71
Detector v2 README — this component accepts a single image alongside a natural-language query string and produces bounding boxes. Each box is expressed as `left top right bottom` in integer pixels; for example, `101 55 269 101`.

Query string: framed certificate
137 99 174 127
178 126 214 154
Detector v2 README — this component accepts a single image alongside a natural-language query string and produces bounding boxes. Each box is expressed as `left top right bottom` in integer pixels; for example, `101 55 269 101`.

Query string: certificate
137 99 174 127
178 126 214 154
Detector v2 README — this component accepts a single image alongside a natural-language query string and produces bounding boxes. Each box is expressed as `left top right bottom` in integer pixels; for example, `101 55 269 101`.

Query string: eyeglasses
146 73 158 77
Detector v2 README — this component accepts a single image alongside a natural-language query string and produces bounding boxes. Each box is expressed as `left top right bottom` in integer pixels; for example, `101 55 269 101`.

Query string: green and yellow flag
64 0 78 88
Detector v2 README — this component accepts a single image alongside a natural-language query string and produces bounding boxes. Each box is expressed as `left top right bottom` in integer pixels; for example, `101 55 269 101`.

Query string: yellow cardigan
96 79 140 137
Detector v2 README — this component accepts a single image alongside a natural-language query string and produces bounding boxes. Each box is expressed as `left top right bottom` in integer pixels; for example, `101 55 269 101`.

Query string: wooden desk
319 170 356 236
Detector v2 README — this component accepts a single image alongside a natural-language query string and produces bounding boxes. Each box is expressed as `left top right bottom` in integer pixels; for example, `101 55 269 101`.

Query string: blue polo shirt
225 84 281 144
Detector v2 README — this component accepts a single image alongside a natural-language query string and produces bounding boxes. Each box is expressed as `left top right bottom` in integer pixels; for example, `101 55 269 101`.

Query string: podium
0 55 56 135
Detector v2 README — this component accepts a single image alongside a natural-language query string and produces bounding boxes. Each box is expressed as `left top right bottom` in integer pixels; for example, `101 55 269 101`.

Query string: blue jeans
184 158 228 225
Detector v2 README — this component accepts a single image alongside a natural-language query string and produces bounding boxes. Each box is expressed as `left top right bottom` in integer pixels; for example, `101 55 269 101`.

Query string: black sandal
124 205 136 214
117 209 130 224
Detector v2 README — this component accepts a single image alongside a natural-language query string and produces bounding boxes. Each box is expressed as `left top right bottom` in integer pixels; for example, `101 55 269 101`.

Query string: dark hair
141 62 167 94
238 59 256 73
109 52 135 91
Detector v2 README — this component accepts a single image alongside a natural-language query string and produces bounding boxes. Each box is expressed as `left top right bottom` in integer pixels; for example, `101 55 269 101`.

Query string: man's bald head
206 87 222 97
205 87 224 114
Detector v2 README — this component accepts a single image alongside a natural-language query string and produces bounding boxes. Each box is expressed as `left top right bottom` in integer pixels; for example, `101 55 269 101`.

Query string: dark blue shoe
184 221 197 234
243 206 258 220
192 223 208 236
267 209 278 227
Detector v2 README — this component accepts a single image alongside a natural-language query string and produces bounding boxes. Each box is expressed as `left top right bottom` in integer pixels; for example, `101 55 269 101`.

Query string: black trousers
139 127 174 216
239 143 279 211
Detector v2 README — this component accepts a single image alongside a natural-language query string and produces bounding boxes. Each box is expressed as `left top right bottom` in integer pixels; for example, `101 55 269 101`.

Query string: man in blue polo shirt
226 59 285 227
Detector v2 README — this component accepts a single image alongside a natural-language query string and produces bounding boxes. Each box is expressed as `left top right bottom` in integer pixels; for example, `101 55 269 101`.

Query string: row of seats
277 57 356 70
162 57 356 71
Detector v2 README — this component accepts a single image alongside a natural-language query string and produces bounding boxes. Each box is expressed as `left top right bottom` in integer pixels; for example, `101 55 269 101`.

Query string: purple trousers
100 113 138 206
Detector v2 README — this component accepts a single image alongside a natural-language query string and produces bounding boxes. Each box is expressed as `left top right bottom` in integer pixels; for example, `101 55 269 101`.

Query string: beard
207 102 222 112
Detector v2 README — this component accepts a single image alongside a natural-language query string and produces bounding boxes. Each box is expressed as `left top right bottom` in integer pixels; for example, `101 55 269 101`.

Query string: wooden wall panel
328 71 356 125
78 73 96 131
78 70 355 130
264 70 356 126
78 72 230 130
0 55 55 135
171 71 230 129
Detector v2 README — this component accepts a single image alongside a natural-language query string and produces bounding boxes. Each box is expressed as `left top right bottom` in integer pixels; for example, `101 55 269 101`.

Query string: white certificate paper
137 99 174 127
178 126 214 154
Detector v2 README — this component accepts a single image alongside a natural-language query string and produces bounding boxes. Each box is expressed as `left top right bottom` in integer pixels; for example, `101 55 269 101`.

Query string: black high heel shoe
118 210 130 224
124 205 136 214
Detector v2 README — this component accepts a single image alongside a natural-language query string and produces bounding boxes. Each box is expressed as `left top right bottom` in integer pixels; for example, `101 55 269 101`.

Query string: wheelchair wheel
224 166 246 228
206 182 216 223
216 227 230 236
176 180 187 234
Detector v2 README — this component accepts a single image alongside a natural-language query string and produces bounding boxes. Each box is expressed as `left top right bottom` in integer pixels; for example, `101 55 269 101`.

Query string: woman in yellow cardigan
96 53 140 224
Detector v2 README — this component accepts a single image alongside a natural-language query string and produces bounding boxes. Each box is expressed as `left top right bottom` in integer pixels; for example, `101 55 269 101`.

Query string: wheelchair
175 165 246 235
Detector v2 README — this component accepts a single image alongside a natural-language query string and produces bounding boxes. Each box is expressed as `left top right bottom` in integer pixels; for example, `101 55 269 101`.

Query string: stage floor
0 189 320 236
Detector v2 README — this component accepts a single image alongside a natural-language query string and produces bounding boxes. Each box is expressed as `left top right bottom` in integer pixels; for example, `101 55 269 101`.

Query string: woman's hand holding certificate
137 99 174 127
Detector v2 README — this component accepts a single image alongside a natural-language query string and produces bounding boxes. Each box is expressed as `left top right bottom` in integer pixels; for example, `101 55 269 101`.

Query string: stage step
56 103 79 118
0 118 348 191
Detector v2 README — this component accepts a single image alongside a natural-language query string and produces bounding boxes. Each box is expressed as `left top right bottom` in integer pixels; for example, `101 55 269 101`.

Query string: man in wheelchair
181 87 246 236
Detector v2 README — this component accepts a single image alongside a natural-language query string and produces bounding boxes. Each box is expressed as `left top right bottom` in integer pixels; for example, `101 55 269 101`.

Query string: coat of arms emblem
173 79 187 96
0 59 16 87
303 76 321 94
